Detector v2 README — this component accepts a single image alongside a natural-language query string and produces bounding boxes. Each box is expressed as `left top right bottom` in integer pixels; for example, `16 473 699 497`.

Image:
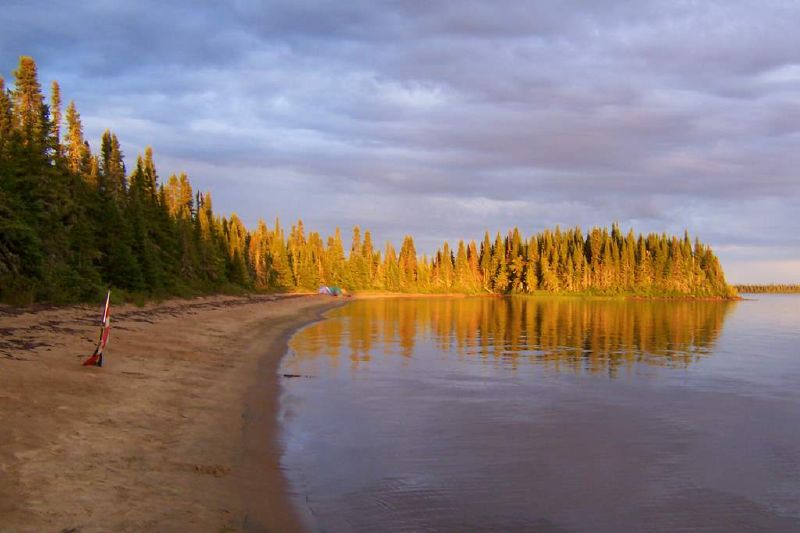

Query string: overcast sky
3 0 799 283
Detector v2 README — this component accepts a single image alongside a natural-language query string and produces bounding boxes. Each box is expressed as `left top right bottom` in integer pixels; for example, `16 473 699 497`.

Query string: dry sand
0 294 344 532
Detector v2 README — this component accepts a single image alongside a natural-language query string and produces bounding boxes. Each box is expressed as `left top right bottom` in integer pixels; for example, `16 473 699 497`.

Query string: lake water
279 295 800 532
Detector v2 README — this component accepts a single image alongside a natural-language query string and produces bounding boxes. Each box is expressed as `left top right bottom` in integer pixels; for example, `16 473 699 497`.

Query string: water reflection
281 296 800 532
289 296 734 376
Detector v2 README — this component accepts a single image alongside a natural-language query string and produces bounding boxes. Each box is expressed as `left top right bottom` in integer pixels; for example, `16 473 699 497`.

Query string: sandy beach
0 294 344 532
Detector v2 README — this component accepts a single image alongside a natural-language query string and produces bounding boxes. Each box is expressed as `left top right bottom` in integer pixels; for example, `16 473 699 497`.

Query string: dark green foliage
0 57 738 304
0 210 43 300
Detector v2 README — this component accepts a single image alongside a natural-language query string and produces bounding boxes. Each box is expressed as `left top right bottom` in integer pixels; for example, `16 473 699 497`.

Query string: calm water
279 295 800 532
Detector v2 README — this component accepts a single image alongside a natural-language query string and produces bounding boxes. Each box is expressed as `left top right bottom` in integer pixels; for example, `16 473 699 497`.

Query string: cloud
2 0 799 281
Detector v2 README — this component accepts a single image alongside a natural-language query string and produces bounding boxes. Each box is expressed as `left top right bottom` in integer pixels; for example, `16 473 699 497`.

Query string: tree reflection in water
288 297 734 377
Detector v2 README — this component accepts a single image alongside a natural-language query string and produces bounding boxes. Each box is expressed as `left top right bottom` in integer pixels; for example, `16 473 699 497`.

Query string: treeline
735 285 800 294
0 57 736 304
269 223 735 297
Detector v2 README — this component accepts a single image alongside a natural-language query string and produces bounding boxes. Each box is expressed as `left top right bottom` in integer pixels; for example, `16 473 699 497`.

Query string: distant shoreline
349 290 741 301
733 284 800 294
0 287 742 312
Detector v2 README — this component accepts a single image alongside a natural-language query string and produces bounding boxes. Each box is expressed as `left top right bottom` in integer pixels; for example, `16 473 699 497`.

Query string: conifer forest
0 57 736 304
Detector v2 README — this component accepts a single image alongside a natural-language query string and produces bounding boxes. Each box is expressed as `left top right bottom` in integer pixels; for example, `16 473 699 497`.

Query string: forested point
735 285 800 294
0 57 737 305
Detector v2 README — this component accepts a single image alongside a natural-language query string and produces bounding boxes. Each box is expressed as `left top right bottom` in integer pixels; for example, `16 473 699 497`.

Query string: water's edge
240 297 349 532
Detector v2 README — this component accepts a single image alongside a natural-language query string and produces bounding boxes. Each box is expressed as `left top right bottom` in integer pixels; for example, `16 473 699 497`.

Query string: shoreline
0 291 739 531
238 298 346 532
0 293 345 532
350 291 740 301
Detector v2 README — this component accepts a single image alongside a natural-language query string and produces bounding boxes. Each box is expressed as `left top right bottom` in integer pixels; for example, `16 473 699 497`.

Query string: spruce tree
0 77 13 164
524 237 538 292
398 235 417 290
491 232 509 292
50 81 62 160
143 146 158 200
383 242 400 291
347 226 368 289
269 217 293 289
11 56 47 156
438 241 454 290
64 101 88 176
248 219 271 288
467 240 480 290
225 213 249 286
326 227 346 287
479 231 492 290
100 130 126 198
362 230 376 288
454 240 470 291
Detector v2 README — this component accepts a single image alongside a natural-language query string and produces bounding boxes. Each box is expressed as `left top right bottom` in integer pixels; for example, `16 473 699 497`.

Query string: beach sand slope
0 294 341 532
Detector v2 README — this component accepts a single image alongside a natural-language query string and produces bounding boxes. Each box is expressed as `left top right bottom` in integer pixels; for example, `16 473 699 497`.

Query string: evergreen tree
195 191 226 283
437 241 454 290
50 81 62 161
64 101 89 177
383 242 400 291
0 77 13 165
347 226 368 289
99 130 125 198
142 146 158 200
524 237 538 292
398 235 417 289
416 254 431 291
465 240 481 291
491 232 509 292
479 231 492 290
11 56 47 156
454 240 470 290
269 217 293 289
362 230 376 288
325 227 346 287
225 213 249 286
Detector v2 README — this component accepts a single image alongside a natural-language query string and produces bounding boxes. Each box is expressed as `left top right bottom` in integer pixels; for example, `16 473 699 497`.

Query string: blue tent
318 285 343 296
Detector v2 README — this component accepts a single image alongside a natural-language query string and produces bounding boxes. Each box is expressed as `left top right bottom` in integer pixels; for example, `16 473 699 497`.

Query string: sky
2 0 799 283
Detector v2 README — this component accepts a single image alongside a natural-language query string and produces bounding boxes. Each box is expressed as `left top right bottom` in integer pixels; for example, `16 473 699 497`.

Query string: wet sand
0 293 343 532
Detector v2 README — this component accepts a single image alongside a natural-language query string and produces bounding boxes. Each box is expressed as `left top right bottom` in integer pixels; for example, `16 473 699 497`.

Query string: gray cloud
2 0 800 282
